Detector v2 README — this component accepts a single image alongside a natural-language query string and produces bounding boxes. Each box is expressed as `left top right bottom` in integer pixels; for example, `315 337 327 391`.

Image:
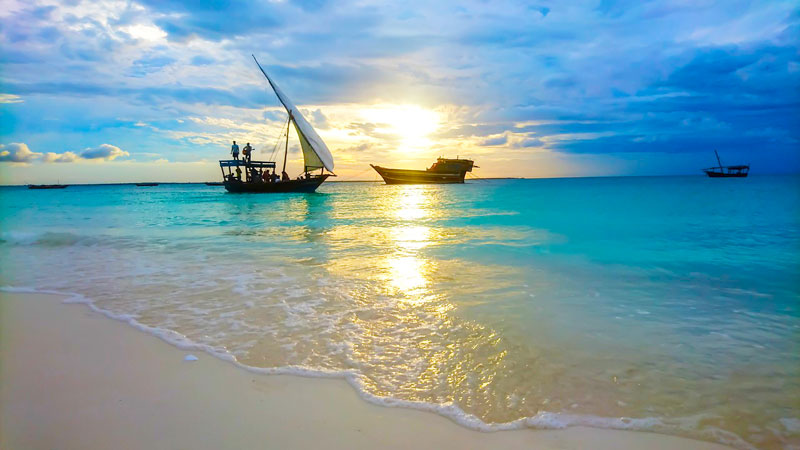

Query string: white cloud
0 143 41 163
43 151 80 163
1 143 131 164
79 144 130 161
0 94 23 104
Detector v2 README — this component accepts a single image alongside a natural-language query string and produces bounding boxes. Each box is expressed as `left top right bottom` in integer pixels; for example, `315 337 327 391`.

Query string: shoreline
0 292 733 449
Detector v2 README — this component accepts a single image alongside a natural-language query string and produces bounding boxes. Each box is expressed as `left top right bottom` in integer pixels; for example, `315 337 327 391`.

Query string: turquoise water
1 176 798 449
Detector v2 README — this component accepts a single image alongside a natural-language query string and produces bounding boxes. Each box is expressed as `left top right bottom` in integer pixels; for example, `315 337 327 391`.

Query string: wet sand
0 293 731 450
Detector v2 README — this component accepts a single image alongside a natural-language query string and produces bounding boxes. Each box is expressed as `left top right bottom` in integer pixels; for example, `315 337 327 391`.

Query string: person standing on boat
235 166 242 181
231 141 240 160
243 143 253 162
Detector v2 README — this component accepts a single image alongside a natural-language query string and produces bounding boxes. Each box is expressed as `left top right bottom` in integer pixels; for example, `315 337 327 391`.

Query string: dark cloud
5 80 265 108
138 0 285 41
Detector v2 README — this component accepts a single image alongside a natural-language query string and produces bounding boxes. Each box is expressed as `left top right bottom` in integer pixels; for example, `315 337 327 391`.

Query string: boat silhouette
28 184 68 189
371 158 476 184
703 150 749 178
218 56 335 193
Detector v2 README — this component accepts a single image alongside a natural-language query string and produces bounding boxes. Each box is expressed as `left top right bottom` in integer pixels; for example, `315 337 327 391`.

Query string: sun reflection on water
384 186 438 301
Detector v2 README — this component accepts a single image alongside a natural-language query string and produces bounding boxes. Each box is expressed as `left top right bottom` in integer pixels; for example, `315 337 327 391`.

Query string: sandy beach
0 292 732 450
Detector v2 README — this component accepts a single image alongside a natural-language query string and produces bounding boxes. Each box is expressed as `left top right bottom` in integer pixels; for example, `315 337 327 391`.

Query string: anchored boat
28 184 68 189
371 158 476 184
219 56 335 193
703 150 749 178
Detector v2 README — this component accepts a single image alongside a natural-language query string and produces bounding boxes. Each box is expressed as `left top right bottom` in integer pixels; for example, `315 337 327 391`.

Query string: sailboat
218 56 335 193
702 150 749 178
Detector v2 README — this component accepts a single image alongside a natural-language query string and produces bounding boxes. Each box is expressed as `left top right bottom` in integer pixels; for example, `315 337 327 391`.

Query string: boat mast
715 150 723 169
283 112 292 174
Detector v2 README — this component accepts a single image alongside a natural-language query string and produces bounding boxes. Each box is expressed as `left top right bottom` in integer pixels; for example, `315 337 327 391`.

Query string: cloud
311 109 330 129
480 135 508 146
520 138 545 148
140 0 285 41
0 94 23 104
0 0 798 178
128 55 177 77
0 143 131 164
190 55 215 66
79 144 130 161
0 143 41 163
43 151 79 163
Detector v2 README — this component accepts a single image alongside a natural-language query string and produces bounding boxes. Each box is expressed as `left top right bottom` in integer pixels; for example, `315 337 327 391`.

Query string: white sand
0 293 732 450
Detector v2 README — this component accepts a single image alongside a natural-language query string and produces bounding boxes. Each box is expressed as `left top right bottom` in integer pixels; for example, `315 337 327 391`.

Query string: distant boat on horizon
28 184 68 189
205 182 224 186
371 158 476 184
703 150 749 178
135 182 159 187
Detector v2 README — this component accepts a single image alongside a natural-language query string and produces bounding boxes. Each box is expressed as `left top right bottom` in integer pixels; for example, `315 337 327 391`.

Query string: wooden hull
224 175 329 193
28 185 68 189
370 165 466 184
704 171 748 178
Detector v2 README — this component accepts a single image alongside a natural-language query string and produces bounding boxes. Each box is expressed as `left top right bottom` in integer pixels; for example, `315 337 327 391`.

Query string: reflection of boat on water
371 158 476 184
219 56 335 194
28 184 68 189
135 182 159 186
703 150 749 178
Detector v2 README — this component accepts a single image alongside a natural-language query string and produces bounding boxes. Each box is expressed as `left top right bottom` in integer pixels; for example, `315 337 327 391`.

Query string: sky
0 0 798 183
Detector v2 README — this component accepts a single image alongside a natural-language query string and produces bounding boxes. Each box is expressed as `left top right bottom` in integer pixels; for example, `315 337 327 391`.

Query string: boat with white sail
218 56 335 193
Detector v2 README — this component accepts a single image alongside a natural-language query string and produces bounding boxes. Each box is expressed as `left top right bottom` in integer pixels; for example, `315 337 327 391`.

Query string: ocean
1 176 798 449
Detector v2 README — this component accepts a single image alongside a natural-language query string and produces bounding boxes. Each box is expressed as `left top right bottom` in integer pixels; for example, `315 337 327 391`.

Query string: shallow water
1 176 798 449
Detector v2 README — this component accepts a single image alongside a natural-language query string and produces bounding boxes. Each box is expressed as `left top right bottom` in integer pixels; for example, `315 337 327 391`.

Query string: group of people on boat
225 166 290 184
230 141 254 162
224 140 323 187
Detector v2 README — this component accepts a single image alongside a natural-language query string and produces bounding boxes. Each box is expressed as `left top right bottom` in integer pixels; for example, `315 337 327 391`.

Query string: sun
359 104 441 150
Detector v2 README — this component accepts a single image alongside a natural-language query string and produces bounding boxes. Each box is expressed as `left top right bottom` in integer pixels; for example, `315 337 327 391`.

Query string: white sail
253 56 334 173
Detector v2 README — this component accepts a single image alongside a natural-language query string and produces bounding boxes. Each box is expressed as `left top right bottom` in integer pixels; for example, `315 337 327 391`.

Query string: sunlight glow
359 105 440 151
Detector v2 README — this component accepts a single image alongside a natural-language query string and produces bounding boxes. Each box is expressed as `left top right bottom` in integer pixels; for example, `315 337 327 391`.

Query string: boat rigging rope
334 166 375 182
466 172 488 181
267 116 291 162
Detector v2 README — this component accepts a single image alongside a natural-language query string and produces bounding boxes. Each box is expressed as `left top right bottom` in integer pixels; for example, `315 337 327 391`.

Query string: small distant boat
28 184 68 189
703 151 749 178
218 56 335 194
135 182 159 187
371 158 476 184
205 182 224 186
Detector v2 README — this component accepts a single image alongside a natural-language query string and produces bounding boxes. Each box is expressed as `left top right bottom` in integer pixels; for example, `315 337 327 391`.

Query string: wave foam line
0 285 756 450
